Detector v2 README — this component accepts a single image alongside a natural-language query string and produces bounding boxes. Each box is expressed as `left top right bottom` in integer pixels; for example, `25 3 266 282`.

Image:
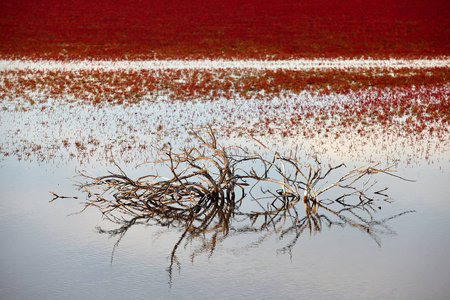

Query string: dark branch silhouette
69 126 415 284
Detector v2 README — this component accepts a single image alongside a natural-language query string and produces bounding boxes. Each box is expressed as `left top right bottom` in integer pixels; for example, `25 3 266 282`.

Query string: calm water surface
1 152 449 299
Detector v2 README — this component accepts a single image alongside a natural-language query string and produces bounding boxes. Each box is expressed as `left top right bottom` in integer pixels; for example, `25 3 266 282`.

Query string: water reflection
67 128 415 284
91 185 413 282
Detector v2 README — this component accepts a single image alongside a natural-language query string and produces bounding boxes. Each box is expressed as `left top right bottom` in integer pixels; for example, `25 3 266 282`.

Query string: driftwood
73 126 414 282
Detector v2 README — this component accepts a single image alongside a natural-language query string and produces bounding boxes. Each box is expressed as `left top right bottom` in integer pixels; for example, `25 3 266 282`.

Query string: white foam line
0 58 449 71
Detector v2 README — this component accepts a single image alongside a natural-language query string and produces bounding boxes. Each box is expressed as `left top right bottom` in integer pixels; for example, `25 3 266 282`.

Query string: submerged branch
66 126 415 281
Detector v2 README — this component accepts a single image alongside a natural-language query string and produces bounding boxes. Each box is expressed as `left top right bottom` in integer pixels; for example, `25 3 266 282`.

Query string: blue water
1 154 449 300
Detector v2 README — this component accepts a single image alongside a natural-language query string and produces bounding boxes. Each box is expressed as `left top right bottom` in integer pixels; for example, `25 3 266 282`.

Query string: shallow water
1 144 449 299
1 68 449 298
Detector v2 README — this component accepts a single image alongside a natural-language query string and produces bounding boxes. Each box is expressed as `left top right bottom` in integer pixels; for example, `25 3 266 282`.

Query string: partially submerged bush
67 126 414 281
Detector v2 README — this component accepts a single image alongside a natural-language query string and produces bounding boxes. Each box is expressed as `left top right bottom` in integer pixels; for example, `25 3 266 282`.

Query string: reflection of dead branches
243 197 415 258
49 191 78 202
72 126 415 283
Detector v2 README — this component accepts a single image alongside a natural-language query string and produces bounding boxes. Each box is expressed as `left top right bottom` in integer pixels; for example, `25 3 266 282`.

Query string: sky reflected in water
1 127 449 299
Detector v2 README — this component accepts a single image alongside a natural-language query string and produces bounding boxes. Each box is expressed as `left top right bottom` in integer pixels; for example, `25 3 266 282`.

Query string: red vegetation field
2 67 449 103
1 0 449 60
1 1 449 164
2 67 448 139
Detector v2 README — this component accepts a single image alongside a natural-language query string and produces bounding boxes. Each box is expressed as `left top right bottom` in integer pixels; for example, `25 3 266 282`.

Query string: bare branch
66 126 415 280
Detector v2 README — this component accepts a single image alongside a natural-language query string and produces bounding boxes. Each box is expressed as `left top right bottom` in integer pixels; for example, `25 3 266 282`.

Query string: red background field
1 0 449 60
